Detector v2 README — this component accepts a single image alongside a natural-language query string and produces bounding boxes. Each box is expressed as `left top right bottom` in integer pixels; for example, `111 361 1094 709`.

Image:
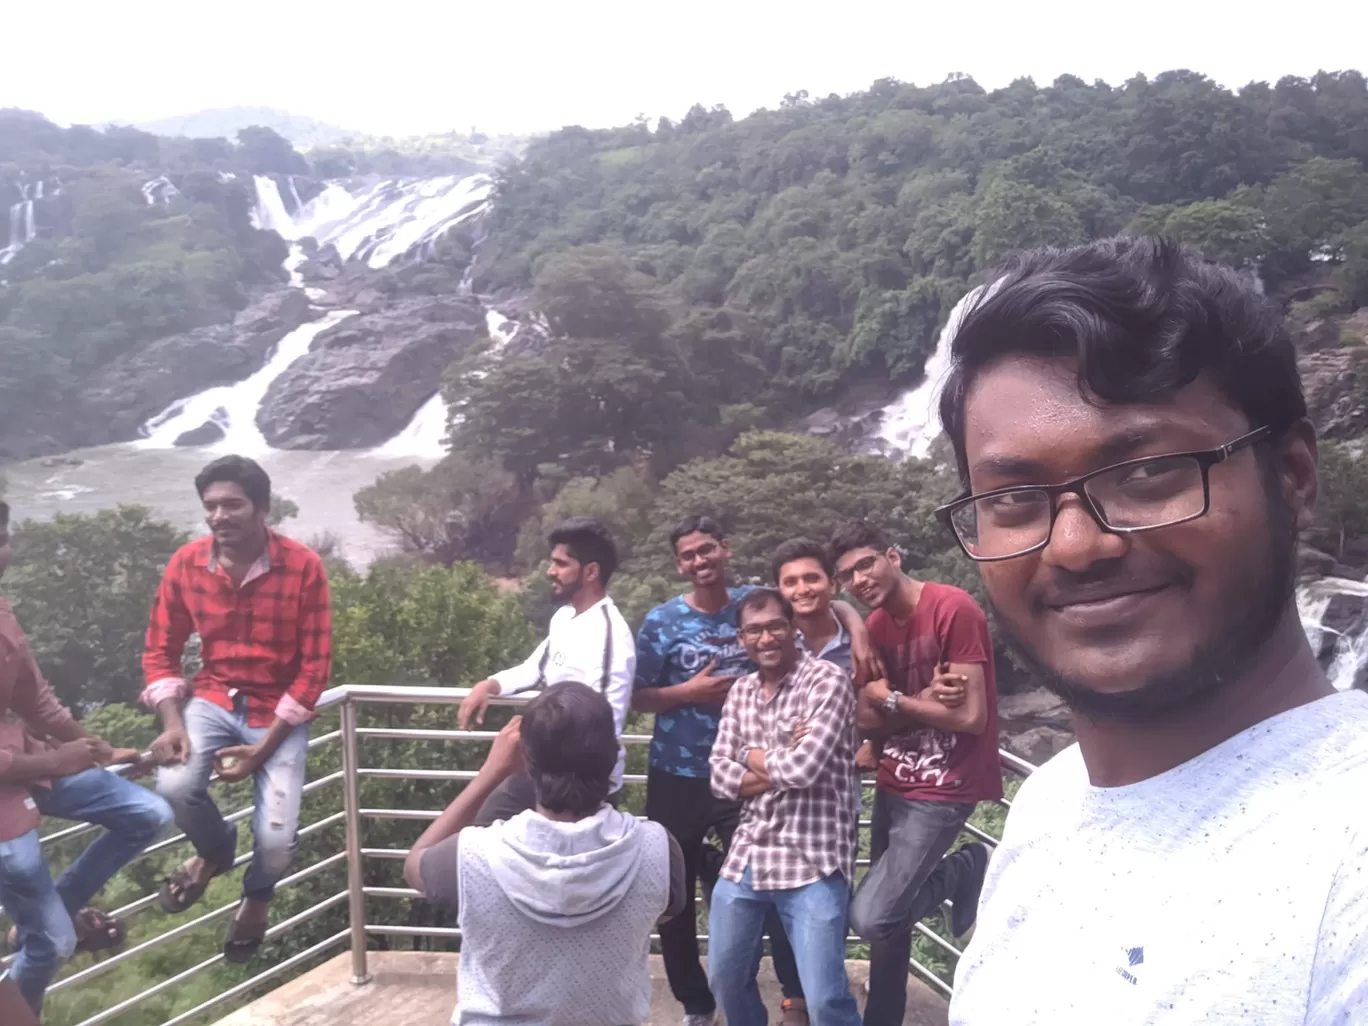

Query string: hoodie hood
486 805 652 927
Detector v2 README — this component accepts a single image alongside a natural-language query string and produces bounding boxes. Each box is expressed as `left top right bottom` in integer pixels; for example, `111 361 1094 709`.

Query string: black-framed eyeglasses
738 620 793 643
834 553 882 587
934 426 1271 562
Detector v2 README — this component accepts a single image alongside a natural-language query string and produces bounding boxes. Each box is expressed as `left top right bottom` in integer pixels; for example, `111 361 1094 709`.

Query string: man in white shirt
459 518 635 823
933 237 1367 1025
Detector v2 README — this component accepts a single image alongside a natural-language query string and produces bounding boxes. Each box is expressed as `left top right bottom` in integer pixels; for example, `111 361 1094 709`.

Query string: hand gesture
686 659 737 706
151 725 191 765
52 738 103 777
484 716 524 779
855 739 880 772
214 744 264 783
863 677 893 707
459 680 499 730
851 638 886 687
928 663 968 708
791 720 811 746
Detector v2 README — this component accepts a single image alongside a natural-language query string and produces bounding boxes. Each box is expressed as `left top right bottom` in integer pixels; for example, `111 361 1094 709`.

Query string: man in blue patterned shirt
635 517 871 1026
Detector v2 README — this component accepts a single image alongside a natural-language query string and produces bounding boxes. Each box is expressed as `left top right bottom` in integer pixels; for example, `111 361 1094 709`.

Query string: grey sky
8 0 1365 137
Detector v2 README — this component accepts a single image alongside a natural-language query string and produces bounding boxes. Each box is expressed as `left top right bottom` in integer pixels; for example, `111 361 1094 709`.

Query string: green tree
5 506 187 709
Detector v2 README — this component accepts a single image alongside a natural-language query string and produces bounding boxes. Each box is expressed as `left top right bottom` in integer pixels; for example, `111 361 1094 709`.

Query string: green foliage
355 453 529 571
4 506 188 710
1313 439 1368 561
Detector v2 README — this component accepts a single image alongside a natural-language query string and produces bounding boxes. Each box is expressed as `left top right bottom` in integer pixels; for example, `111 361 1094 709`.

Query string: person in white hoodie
407 681 687 1026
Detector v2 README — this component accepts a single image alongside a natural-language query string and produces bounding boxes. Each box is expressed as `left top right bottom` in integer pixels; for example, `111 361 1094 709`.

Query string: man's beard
991 496 1299 725
553 574 583 603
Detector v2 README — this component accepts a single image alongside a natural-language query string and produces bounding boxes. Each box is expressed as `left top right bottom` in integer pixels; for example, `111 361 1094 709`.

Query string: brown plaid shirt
710 651 859 890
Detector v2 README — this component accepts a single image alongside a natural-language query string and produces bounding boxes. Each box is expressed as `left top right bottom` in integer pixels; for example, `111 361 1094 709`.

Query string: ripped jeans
155 696 310 902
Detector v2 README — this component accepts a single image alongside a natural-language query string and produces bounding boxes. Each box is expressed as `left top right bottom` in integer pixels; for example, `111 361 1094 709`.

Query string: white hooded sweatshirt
449 805 672 1026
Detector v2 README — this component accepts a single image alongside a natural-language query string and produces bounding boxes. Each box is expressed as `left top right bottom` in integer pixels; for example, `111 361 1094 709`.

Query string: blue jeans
155 696 310 902
708 866 860 1026
0 770 172 1014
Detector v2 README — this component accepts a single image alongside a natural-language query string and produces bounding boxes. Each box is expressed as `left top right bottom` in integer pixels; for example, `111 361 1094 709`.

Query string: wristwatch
882 691 900 714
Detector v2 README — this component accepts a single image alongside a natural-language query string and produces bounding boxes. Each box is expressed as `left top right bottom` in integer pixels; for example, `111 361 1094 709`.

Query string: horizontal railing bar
962 822 999 847
52 884 348 995
361 847 408 860
361 807 440 821
364 885 422 899
355 726 653 744
38 733 342 853
152 930 350 1026
909 955 954 997
367 923 463 938
70 892 351 1026
913 920 964 960
999 749 1036 777
357 767 648 784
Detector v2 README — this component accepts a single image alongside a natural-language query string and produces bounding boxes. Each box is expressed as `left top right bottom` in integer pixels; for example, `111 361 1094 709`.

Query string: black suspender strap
534 642 551 690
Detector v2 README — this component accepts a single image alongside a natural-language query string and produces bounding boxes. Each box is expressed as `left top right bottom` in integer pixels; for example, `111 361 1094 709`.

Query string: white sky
7 0 1365 137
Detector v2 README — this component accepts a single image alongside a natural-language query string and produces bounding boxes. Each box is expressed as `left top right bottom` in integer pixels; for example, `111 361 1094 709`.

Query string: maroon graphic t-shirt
868 581 1003 804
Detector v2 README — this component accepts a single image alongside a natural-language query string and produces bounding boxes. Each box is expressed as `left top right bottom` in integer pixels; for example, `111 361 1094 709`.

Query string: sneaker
949 842 990 937
682 1013 719 1026
781 996 810 1025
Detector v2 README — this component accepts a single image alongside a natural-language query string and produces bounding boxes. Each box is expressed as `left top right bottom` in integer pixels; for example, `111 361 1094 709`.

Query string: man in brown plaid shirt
708 588 861 1026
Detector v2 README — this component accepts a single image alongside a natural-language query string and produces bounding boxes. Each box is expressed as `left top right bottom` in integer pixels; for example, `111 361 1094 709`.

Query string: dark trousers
473 771 621 827
644 766 803 1016
850 790 976 1026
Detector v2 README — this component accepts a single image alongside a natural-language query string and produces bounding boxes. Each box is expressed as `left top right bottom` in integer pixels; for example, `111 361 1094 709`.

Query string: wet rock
173 415 227 447
256 294 484 449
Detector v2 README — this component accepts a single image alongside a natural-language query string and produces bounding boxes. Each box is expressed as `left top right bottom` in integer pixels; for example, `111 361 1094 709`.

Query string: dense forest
4 68 1368 1023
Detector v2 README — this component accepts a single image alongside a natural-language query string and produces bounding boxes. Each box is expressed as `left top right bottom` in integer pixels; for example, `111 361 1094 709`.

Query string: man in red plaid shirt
141 456 331 964
709 588 861 1026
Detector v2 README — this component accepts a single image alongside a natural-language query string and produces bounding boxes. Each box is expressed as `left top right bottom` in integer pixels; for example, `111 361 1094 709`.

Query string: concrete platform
212 951 949 1026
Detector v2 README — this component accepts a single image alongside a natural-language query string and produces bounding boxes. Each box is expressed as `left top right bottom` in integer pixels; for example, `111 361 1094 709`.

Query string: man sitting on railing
141 456 332 966
457 518 635 824
0 499 173 1018
937 238 1368 1025
406 681 686 1026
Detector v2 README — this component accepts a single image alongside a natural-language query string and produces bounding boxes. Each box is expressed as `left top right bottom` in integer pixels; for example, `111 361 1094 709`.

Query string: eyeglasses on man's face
738 620 793 643
834 553 882 587
935 426 1271 563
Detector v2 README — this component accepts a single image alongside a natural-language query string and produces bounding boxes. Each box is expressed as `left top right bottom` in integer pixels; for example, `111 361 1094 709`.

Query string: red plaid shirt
141 532 332 727
710 652 859 890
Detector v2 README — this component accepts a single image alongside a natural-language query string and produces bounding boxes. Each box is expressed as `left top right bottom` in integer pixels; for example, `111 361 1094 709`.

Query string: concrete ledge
212 950 949 1026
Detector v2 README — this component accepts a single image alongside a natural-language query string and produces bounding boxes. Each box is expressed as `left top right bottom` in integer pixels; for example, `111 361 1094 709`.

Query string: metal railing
10 684 1036 1024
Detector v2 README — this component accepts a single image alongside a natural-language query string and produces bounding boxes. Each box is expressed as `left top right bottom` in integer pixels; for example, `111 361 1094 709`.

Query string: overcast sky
7 0 1365 137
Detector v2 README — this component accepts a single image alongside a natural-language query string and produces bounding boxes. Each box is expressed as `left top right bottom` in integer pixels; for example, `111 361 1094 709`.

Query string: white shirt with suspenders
490 596 637 791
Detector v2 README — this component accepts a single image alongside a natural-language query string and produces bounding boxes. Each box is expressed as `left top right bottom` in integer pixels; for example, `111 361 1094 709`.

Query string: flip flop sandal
222 916 267 964
72 907 127 955
158 860 230 914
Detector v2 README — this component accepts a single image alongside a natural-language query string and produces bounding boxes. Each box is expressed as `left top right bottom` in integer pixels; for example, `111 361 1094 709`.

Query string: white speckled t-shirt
951 689 1368 1026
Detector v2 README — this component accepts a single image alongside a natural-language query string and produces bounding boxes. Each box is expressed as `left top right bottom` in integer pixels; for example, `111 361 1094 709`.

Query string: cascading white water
873 282 998 459
1297 576 1368 691
1 181 43 264
139 173 496 459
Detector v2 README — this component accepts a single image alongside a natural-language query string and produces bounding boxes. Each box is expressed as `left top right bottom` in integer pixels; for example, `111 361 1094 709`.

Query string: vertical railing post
340 697 371 985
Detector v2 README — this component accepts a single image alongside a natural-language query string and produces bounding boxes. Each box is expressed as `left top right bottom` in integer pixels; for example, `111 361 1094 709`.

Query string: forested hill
466 70 1368 459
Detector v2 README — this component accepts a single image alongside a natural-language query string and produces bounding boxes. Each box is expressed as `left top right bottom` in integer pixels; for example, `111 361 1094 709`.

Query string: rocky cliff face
255 294 483 449
1 289 316 458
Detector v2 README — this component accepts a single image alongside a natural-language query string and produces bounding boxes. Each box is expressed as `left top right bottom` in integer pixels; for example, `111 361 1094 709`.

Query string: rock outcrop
49 289 317 451
256 294 483 449
1300 310 1368 440
997 688 1075 764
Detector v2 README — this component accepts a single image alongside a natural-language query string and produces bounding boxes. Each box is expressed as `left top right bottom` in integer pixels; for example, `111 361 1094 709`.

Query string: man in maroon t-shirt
830 520 999 1026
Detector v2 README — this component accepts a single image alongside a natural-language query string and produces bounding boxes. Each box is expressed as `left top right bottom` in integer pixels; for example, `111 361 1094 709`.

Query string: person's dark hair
770 537 834 585
0 500 9 527
938 236 1307 484
829 521 894 564
547 517 619 585
735 587 795 628
194 455 272 511
521 681 617 817
669 514 726 552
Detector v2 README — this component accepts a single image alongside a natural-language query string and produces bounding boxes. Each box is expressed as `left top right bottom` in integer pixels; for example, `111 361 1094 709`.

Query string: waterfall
141 175 181 206
286 174 304 216
1 181 43 265
139 173 496 459
872 282 999 459
1297 576 1368 691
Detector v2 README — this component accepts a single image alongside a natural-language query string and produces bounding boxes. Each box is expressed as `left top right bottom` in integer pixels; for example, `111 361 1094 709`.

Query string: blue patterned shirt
635 586 757 778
